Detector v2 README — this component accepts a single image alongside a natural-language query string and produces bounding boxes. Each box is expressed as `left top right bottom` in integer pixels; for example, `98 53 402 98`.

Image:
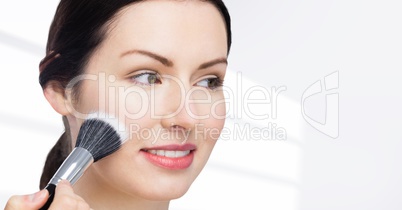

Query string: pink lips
140 144 196 170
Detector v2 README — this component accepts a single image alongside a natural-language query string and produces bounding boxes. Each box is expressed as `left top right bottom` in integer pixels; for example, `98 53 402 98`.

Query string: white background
1 0 401 209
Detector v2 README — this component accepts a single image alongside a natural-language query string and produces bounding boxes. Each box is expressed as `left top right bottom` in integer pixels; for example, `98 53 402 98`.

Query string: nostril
169 124 190 133
171 124 183 130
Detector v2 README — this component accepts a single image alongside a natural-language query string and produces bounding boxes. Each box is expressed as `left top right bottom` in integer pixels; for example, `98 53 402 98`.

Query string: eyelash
130 71 162 86
195 76 224 90
129 71 224 90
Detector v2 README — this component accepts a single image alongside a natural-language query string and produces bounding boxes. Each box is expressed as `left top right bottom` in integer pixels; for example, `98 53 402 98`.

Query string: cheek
73 51 104 114
88 142 143 193
199 92 226 143
79 79 152 121
201 117 225 144
211 98 226 122
116 86 150 120
208 92 226 127
73 78 102 115
187 90 227 120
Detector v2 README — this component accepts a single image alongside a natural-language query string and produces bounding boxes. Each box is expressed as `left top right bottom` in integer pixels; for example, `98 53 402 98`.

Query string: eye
195 76 224 90
131 72 161 85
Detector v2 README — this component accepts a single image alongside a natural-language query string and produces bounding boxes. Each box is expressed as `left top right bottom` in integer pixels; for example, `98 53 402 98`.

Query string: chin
134 178 194 201
151 188 189 201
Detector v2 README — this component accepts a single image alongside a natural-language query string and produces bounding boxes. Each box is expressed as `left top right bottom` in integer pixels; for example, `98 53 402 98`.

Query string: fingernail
29 190 46 202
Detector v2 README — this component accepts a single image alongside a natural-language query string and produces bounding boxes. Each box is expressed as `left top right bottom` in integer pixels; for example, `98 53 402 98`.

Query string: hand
4 180 92 210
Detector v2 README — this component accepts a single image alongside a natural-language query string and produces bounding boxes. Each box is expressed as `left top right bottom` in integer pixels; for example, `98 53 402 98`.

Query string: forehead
102 0 228 60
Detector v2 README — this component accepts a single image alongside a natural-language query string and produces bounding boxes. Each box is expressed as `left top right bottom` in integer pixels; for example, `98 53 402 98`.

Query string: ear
43 82 71 116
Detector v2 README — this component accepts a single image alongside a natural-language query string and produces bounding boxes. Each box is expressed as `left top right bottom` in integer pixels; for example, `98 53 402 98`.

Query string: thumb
4 190 49 210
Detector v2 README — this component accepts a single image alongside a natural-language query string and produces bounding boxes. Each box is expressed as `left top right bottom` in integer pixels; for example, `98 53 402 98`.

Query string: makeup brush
39 113 128 210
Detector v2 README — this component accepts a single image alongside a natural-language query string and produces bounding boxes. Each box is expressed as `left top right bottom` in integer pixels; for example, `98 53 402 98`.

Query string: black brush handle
39 184 56 210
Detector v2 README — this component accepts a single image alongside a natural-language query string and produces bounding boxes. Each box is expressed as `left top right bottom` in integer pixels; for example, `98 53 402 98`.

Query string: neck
73 167 170 210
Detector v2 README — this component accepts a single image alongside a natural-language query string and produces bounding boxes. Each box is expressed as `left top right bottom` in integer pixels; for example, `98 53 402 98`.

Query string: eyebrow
121 49 173 67
120 49 227 70
198 58 228 70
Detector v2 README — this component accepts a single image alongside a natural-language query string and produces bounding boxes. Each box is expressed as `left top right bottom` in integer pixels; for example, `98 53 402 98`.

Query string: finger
4 190 49 210
49 180 90 210
54 180 74 198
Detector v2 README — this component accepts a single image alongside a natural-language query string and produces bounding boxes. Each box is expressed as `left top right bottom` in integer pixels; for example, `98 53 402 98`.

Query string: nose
158 76 199 132
161 106 197 132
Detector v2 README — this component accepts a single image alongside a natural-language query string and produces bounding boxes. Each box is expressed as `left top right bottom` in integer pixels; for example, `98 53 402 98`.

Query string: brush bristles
75 116 127 162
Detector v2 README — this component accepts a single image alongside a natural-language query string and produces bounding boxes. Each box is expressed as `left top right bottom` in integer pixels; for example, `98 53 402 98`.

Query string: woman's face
68 0 227 201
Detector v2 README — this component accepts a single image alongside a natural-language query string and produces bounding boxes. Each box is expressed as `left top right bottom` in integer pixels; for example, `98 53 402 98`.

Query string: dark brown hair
39 0 232 189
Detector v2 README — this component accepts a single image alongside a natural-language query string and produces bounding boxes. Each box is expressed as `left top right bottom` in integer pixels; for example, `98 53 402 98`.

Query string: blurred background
1 0 401 209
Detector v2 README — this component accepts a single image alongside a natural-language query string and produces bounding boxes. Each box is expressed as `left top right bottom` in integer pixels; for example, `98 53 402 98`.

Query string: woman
5 0 231 209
